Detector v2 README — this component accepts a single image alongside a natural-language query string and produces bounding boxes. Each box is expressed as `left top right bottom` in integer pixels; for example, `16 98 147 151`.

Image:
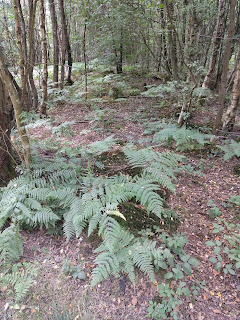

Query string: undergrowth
0 135 202 292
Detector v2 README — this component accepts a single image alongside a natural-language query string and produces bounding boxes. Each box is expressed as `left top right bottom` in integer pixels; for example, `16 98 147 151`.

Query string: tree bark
28 0 38 110
202 0 226 89
215 0 236 130
222 43 240 131
0 48 31 168
0 78 15 186
58 0 73 85
39 0 48 116
167 0 178 80
83 23 88 100
48 0 59 86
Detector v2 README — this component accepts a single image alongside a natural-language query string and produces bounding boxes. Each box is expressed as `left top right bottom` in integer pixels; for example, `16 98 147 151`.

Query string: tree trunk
202 0 226 89
167 0 178 80
116 30 123 74
83 23 88 100
215 0 236 130
28 0 38 110
222 43 240 131
0 48 31 168
39 0 48 116
48 0 59 86
0 78 15 186
13 0 29 110
58 0 73 85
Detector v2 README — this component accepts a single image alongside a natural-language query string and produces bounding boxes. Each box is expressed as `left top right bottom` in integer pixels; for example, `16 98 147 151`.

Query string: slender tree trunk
13 0 25 87
58 0 73 85
3 7 15 68
28 0 38 110
215 0 236 130
48 0 59 86
0 78 15 186
116 30 123 74
223 43 240 131
202 0 226 89
39 0 48 116
83 23 88 100
167 0 178 80
0 48 31 168
13 0 29 109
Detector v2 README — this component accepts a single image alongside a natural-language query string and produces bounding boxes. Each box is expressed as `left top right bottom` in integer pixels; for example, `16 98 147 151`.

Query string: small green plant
228 195 240 207
206 216 240 274
147 279 205 320
207 200 222 219
62 260 87 280
129 88 141 96
147 284 183 320
0 262 38 302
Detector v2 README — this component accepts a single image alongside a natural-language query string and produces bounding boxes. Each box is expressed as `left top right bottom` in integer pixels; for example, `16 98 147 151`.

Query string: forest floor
0 70 240 320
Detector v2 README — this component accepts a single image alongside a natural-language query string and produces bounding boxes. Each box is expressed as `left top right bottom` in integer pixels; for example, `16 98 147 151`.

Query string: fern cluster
0 141 193 286
152 123 214 151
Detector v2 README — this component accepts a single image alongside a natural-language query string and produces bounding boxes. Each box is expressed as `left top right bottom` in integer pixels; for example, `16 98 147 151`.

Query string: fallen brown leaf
213 309 221 314
132 296 138 306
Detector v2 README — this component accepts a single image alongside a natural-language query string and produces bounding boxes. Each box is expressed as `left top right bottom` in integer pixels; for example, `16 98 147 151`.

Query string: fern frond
91 251 120 287
130 242 155 282
218 140 240 161
0 226 23 265
32 209 60 227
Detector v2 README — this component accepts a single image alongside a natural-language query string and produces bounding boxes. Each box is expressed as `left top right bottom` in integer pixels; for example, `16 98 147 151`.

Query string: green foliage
228 195 240 207
207 200 222 219
52 121 76 137
0 225 23 267
142 82 176 98
152 123 214 151
147 279 205 320
206 215 240 273
62 260 87 280
129 88 141 96
0 262 38 302
217 140 240 161
0 138 196 287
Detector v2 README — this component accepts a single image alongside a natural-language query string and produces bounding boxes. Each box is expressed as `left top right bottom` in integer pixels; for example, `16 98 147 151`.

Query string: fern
0 225 23 266
217 140 240 161
0 139 193 287
1 262 38 302
153 123 214 151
